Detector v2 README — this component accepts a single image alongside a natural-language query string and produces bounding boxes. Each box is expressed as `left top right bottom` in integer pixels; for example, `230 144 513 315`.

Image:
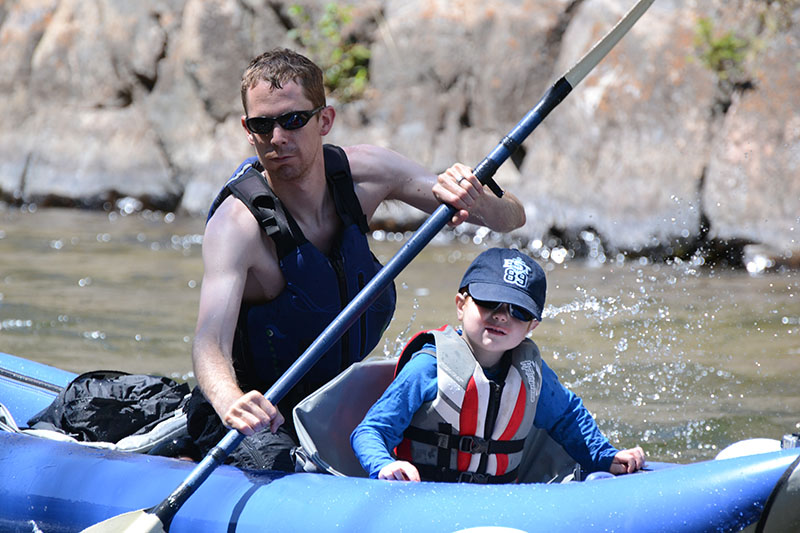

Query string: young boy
351 247 645 482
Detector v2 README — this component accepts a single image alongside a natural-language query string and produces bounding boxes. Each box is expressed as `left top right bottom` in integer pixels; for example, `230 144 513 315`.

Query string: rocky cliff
1 0 798 268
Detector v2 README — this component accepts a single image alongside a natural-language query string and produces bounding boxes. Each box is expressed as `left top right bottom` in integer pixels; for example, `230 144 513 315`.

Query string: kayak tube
1 351 798 533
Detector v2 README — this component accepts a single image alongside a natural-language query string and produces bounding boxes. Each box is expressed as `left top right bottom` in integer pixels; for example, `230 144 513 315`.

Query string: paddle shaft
146 0 656 528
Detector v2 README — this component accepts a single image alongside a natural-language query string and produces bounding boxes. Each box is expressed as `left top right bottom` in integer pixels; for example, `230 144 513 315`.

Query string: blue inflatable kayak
1 351 798 533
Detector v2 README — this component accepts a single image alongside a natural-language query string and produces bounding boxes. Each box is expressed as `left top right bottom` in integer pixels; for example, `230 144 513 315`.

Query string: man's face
242 80 332 184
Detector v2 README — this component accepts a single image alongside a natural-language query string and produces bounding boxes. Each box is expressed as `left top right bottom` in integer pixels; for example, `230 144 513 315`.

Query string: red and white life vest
394 325 543 483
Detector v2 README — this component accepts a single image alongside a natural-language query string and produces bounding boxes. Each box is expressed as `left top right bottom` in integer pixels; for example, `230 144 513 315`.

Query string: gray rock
703 5 800 255
16 105 176 207
0 0 797 263
516 0 717 252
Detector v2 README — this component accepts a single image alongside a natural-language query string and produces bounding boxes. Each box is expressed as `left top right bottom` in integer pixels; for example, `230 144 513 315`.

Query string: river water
1 207 798 464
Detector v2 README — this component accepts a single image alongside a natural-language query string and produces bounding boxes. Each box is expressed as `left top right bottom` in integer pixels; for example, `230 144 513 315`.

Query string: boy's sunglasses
245 106 325 134
469 294 535 322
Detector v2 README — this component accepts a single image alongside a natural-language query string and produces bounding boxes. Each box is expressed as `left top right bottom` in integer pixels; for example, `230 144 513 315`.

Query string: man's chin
267 165 300 182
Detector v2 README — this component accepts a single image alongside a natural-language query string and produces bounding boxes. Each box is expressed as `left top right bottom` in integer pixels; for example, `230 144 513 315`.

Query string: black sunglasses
245 106 325 134
469 294 535 322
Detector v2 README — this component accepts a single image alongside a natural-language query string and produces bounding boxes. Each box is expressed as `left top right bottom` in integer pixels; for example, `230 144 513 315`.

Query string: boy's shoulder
395 348 438 383
396 326 453 375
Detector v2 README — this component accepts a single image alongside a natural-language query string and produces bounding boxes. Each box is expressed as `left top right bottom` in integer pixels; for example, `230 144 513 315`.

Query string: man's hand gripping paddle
80 1 655 531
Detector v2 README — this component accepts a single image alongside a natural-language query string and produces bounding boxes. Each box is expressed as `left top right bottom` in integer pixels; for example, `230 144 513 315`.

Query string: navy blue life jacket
207 144 396 414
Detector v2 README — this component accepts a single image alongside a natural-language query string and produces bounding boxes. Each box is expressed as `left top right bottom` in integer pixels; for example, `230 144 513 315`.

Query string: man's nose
270 123 290 144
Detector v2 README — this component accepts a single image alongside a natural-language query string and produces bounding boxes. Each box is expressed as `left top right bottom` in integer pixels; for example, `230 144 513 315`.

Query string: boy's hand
609 446 646 474
378 460 421 482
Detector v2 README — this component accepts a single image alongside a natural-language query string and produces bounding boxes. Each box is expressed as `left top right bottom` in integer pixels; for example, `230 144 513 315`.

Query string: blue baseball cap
459 248 546 321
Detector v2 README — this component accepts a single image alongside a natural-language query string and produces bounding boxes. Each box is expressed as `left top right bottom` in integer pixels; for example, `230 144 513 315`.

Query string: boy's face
456 292 538 366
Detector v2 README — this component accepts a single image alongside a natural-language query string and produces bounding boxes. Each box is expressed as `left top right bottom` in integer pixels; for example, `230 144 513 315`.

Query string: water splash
381 283 421 359
534 258 800 462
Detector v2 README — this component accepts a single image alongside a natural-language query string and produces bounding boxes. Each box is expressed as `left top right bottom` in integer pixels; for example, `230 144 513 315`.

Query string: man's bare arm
344 144 526 232
192 199 284 435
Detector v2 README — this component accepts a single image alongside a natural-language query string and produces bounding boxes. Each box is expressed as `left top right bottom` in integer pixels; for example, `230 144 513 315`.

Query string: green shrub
693 17 749 82
288 3 371 102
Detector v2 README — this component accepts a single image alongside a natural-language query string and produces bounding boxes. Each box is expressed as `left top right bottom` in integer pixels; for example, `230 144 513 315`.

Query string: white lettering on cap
503 258 531 288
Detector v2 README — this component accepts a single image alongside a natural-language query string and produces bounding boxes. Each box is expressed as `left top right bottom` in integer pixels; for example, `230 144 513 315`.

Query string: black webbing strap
224 144 366 259
436 423 452 469
323 144 370 234
403 425 525 455
226 167 301 260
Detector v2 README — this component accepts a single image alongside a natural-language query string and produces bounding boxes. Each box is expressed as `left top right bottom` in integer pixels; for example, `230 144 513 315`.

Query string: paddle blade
80 509 165 533
564 0 656 87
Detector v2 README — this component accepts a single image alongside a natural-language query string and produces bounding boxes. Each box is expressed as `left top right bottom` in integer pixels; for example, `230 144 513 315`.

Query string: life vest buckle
458 435 489 454
457 471 489 484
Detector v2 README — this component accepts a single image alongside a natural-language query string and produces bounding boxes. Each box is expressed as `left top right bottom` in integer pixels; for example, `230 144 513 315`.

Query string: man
186 48 526 470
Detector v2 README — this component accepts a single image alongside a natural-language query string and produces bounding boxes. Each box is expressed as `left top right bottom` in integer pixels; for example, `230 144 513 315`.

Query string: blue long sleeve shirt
351 345 618 479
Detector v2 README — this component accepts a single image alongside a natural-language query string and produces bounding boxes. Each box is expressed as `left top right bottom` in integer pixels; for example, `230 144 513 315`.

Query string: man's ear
241 115 255 145
319 106 335 136
527 320 540 334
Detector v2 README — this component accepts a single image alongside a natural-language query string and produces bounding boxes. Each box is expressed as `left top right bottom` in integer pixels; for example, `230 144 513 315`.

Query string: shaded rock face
515 1 717 254
703 6 800 259
0 0 797 264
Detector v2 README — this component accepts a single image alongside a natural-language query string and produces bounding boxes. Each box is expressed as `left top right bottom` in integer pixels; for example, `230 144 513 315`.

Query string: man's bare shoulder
340 144 438 218
206 196 260 237
203 196 268 264
203 196 283 297
341 144 407 184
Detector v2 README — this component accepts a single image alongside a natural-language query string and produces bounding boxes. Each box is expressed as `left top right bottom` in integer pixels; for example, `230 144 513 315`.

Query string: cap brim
467 282 542 321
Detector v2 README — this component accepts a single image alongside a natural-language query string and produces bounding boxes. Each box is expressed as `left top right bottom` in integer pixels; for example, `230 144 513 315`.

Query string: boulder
14 105 176 208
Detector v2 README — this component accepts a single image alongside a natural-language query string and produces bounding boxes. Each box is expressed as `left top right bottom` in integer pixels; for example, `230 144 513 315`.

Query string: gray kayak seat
292 357 581 483
293 358 396 477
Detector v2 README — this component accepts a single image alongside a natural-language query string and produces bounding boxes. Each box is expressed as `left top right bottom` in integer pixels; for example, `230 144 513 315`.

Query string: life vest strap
214 144 368 260
323 144 370 234
226 168 300 259
403 425 525 455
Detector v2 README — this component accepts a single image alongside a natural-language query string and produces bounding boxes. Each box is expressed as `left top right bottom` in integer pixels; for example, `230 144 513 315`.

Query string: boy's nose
491 304 510 320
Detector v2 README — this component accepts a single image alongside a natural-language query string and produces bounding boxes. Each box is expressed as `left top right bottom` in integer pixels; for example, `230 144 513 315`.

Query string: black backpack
27 370 190 443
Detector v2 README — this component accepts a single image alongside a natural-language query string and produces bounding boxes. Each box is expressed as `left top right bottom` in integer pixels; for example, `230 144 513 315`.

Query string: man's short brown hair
241 48 326 114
